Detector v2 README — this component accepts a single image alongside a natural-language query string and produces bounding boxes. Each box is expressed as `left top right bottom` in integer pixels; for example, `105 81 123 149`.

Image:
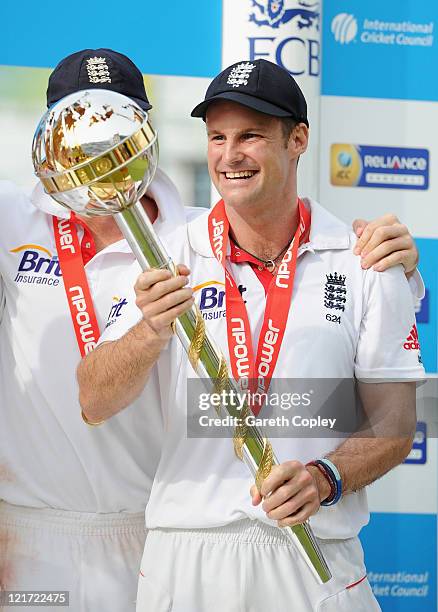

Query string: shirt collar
30 167 186 234
188 198 352 258
30 181 71 219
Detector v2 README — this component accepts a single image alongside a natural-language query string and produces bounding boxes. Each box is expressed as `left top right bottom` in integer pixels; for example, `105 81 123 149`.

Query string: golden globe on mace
32 89 331 584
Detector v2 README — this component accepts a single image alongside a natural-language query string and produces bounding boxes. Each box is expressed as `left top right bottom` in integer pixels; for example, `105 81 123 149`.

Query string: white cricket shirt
0 169 200 512
101 200 425 539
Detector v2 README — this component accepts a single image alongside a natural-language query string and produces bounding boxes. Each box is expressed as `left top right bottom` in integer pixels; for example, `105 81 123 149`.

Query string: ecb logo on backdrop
250 0 319 29
248 1 320 77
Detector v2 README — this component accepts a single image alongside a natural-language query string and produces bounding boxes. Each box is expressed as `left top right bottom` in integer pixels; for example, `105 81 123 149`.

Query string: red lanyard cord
208 199 310 415
53 215 100 357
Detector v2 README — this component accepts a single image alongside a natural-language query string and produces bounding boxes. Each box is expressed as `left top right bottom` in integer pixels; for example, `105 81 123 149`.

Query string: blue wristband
316 458 342 506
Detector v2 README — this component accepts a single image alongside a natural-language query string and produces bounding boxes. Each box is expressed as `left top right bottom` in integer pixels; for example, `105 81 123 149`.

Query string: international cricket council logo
249 0 320 30
331 14 358 44
330 144 362 187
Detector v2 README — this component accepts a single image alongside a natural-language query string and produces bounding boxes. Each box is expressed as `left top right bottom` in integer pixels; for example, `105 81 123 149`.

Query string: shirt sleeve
409 268 425 301
355 265 425 381
97 264 142 345
0 181 15 325
97 280 171 355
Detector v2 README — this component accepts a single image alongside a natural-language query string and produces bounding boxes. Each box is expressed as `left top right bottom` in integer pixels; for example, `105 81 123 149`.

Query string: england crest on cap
86 57 111 84
226 62 256 88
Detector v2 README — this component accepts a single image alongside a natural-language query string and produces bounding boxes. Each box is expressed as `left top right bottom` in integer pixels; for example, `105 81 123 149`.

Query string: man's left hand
250 461 329 527
352 214 418 278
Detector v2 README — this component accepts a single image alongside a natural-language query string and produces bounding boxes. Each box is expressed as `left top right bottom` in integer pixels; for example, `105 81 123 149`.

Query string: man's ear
288 123 309 160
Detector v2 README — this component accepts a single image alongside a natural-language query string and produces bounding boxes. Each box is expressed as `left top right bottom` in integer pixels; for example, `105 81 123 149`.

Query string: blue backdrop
0 0 222 77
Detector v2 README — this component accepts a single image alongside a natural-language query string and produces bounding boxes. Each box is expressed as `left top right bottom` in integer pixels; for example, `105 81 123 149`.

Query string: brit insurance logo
9 244 61 287
194 280 247 321
331 12 433 47
330 144 429 191
105 296 128 329
247 1 320 77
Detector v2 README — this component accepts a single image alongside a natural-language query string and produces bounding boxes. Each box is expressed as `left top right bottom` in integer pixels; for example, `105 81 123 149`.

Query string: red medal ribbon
53 214 100 357
208 199 310 415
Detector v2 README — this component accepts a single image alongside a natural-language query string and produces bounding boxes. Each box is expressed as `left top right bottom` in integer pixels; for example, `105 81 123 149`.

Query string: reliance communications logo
330 144 429 190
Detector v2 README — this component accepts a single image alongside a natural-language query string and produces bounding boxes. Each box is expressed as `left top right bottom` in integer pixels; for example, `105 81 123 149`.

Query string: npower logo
331 13 358 44
275 245 293 288
10 244 62 287
211 218 225 263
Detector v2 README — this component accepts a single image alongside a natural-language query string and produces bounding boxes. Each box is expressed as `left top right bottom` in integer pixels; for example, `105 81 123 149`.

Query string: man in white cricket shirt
78 60 425 611
0 50 418 612
0 48 200 611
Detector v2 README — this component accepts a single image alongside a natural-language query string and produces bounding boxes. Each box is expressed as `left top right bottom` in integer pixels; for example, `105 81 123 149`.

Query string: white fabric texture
136 520 381 612
100 199 424 540
0 171 190 512
0 501 146 612
0 173 203 605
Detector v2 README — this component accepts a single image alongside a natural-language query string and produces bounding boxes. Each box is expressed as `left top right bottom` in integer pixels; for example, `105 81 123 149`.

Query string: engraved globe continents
32 89 158 216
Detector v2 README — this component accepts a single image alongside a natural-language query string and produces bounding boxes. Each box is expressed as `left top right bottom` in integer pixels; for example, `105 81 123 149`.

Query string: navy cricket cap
46 48 152 111
191 59 308 125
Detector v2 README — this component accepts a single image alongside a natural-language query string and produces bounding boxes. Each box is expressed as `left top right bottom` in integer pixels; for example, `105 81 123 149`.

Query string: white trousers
136 519 380 612
0 501 146 612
